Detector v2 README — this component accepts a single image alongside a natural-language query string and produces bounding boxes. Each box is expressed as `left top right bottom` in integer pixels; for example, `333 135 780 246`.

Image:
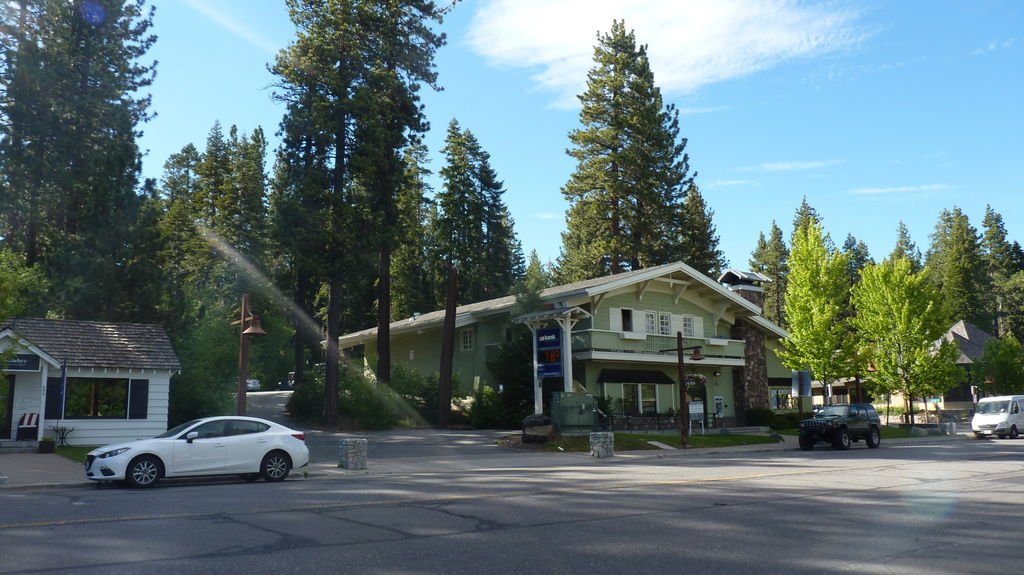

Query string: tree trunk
376 245 392 386
437 266 458 428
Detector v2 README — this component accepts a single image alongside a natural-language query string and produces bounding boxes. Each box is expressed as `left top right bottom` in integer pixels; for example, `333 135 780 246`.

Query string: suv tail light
291 433 305 441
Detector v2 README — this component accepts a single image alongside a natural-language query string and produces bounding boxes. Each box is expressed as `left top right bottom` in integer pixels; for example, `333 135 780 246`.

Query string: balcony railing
571 329 745 360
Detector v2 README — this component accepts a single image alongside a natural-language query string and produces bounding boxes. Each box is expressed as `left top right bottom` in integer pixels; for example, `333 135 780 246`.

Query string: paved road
1 436 1021 574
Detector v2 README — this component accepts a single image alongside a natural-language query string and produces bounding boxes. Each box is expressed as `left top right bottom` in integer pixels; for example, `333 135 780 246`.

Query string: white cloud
848 184 950 196
467 0 869 108
534 212 560 221
971 38 1016 56
742 159 843 172
182 0 279 56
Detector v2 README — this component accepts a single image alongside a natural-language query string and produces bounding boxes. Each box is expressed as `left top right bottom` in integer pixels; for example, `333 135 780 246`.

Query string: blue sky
141 0 1023 271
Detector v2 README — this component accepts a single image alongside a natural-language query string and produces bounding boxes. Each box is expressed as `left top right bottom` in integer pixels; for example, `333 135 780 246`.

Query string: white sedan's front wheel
126 455 161 488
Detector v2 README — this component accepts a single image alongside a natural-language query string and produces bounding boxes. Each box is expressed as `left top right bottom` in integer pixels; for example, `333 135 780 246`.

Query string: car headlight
99 447 131 459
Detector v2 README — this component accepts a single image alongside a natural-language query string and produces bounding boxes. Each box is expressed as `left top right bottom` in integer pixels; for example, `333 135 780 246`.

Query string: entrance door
0 375 13 440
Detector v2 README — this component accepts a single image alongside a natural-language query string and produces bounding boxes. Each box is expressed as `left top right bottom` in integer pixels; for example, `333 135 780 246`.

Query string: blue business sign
4 353 40 372
536 327 562 378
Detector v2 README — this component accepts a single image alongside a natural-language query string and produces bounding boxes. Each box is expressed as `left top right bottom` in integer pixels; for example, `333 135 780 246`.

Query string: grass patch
55 445 95 464
544 432 780 452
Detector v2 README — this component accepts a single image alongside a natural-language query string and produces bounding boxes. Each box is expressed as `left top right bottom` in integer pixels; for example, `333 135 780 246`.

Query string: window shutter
693 317 705 338
671 314 683 337
128 379 149 420
609 308 622 332
45 377 63 419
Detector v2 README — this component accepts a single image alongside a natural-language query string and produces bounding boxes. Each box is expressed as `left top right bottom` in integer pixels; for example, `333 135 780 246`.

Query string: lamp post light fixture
669 332 704 448
234 293 267 416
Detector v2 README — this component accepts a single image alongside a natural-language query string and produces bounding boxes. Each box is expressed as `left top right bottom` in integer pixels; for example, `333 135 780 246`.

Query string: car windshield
816 406 849 417
155 419 201 439
976 401 1010 415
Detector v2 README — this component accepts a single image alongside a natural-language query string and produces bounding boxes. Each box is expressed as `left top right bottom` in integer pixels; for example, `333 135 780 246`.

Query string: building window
621 309 634 332
681 315 695 337
622 383 658 415
659 312 672 336
644 311 657 334
460 328 475 352
65 378 128 418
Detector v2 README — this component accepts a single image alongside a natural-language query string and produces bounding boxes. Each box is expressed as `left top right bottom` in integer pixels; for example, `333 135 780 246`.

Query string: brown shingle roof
943 319 995 365
1 318 181 371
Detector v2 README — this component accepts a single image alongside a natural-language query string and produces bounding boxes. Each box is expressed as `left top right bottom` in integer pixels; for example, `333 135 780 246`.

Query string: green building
338 262 793 427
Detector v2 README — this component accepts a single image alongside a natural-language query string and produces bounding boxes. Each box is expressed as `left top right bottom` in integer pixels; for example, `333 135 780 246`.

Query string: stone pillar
731 318 770 423
589 432 614 458
338 438 368 469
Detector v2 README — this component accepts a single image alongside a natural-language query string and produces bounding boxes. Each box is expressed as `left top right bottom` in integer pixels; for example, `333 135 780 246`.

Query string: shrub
772 412 806 429
745 407 775 426
469 385 514 429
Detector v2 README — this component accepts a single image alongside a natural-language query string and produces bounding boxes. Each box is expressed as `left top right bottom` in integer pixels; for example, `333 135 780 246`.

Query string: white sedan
85 416 310 487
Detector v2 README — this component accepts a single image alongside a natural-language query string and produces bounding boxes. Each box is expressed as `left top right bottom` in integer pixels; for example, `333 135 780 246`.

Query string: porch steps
0 441 39 454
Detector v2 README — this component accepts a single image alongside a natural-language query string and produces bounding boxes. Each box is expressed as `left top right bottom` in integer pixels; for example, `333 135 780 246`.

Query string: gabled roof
942 319 995 365
338 261 786 347
718 269 772 285
1 318 181 371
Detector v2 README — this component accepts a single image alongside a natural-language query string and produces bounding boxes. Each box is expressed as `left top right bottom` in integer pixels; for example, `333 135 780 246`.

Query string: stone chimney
717 269 772 422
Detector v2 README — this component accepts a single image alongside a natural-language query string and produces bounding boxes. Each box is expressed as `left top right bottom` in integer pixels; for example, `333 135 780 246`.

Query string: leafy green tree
777 220 852 400
1002 271 1024 343
925 207 994 331
889 220 922 272
852 257 961 421
556 20 692 281
978 335 1024 395
0 248 45 321
749 220 789 327
676 183 725 277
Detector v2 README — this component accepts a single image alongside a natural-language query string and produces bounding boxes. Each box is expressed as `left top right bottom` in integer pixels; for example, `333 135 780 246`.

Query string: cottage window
644 311 657 334
659 312 672 336
460 328 475 352
681 316 695 337
65 378 128 418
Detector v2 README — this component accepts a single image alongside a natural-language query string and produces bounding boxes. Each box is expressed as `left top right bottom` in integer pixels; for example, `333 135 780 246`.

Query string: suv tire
832 429 851 450
866 427 881 448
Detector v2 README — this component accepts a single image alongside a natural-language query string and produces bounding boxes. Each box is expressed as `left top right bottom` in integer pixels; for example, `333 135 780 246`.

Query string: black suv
798 403 882 451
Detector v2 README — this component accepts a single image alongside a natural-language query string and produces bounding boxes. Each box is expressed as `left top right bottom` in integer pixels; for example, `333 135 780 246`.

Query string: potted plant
38 438 55 454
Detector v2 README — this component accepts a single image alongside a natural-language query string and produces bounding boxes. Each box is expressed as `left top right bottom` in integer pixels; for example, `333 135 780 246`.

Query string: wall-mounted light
714 370 721 377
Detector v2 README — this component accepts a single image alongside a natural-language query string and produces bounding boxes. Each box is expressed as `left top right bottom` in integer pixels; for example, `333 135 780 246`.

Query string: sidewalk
0 452 89 489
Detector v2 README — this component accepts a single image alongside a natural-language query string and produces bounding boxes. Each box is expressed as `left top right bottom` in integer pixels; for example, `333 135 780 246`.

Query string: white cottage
1 318 181 446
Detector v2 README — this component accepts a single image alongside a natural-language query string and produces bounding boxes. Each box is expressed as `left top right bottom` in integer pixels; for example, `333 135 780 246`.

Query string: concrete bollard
338 438 368 469
589 431 614 458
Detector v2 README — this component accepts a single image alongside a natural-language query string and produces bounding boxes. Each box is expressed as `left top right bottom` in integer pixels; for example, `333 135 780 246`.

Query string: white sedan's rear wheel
261 451 291 482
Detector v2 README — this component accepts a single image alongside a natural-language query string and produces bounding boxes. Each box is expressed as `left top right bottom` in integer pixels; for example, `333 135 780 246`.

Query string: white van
972 395 1024 439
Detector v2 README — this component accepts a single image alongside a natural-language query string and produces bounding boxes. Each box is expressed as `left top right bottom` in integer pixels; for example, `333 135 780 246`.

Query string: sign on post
536 327 562 378
4 353 40 372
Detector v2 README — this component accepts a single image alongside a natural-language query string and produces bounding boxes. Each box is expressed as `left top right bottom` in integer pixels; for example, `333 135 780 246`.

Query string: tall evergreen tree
271 0 444 418
749 221 789 327
889 220 923 272
0 0 157 320
981 205 1017 337
433 119 523 305
390 143 435 320
791 196 822 244
676 183 725 277
925 207 994 331
556 20 691 282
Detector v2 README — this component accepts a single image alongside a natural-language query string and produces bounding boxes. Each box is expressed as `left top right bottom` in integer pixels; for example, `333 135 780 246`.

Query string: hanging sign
4 353 40 372
536 327 563 378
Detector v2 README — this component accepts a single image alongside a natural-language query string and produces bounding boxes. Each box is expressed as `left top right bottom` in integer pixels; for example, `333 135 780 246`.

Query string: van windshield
977 401 1010 415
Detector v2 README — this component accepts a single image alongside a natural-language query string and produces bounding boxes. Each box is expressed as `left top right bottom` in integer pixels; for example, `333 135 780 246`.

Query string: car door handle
215 443 226 447
257 439 268 444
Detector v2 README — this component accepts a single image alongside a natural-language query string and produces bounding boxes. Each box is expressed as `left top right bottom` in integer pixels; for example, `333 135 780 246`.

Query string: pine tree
390 143 435 320
791 196 822 244
925 207 994 331
890 220 923 272
433 119 523 304
749 221 789 327
556 20 691 282
676 183 725 277
981 205 1016 337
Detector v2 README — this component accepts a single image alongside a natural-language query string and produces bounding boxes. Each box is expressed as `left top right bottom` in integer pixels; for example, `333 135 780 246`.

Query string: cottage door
0 375 13 440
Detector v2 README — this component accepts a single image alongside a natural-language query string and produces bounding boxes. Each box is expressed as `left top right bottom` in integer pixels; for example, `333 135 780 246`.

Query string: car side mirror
186 431 199 444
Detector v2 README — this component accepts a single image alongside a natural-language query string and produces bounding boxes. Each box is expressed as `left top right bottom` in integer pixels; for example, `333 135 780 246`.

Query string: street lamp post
673 332 704 449
235 293 266 416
